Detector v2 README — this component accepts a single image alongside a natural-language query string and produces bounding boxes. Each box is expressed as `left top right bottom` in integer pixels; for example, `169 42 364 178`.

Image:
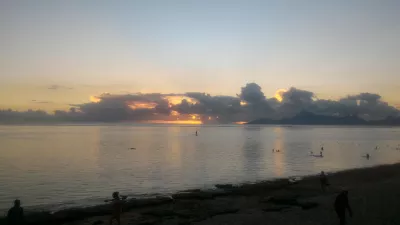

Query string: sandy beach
2 162 400 225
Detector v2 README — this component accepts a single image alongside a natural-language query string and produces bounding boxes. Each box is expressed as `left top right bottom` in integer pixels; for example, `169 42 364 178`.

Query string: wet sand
3 163 400 225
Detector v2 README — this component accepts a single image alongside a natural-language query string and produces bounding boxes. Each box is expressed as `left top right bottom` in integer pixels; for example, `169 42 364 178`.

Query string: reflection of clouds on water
1 125 400 211
243 125 263 131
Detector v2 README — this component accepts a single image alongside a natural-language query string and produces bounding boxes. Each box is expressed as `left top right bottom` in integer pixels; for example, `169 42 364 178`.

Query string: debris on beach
288 176 302 184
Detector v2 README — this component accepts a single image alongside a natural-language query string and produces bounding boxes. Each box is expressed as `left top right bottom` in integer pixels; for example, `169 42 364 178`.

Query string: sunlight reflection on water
0 125 399 212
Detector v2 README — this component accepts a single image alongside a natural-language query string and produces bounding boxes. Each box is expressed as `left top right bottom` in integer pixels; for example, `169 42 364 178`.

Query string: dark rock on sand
182 189 202 193
268 194 299 205
207 189 233 197
209 208 239 217
296 201 319 210
124 197 173 210
92 220 103 225
262 205 292 212
215 184 234 189
174 209 207 219
142 209 176 217
172 192 214 200
136 218 159 225
24 211 53 225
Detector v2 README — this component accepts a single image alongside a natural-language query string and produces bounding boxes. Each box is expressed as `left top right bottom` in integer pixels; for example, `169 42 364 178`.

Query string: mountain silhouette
248 111 400 126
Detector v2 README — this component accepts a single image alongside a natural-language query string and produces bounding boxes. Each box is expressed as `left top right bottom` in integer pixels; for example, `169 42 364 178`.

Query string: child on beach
320 171 329 192
105 192 127 225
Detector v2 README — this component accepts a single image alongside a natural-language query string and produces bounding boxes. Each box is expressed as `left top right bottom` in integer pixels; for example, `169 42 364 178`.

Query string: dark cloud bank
1 83 399 125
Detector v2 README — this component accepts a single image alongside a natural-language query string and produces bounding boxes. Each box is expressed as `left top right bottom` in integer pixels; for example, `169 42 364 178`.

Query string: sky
0 0 399 123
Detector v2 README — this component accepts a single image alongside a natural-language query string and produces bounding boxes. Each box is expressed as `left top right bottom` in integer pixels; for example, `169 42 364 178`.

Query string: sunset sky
1 1 399 123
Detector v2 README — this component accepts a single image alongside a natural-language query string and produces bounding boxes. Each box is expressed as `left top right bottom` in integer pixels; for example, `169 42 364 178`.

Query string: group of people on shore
5 192 126 225
6 174 352 225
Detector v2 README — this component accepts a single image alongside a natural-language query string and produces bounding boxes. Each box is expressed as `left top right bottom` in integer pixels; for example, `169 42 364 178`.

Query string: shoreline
2 162 400 225
0 163 369 213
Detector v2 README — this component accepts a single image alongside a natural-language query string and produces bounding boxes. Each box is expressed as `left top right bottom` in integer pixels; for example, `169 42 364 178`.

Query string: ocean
0 124 399 213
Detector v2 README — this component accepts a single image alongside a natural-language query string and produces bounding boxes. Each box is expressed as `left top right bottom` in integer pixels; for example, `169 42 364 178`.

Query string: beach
2 162 400 225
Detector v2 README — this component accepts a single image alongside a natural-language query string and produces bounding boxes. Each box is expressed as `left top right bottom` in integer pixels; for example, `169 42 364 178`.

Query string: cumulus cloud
276 87 315 117
1 83 400 123
237 83 274 120
337 93 399 119
238 83 266 104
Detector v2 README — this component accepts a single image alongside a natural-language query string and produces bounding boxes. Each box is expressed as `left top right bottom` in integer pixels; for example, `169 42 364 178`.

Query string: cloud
238 83 266 104
337 93 399 119
48 85 73 90
1 83 400 123
32 100 53 104
238 83 274 120
276 87 315 117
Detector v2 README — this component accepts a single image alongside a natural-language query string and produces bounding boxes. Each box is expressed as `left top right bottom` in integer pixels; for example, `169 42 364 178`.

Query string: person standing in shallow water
334 190 353 225
7 199 24 225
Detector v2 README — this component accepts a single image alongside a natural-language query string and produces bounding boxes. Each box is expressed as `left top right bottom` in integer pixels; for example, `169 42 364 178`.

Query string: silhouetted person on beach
105 192 126 225
195 131 198 136
320 151 323 157
320 171 329 192
321 146 324 151
7 199 24 225
334 190 353 225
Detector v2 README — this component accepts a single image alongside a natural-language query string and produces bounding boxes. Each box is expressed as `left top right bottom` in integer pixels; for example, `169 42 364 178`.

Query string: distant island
247 111 400 126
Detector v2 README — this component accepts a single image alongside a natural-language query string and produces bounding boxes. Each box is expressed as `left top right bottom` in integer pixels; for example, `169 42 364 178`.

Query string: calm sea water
1 125 400 213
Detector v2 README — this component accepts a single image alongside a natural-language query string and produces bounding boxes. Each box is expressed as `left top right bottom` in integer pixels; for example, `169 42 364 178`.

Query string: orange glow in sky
128 101 157 110
90 96 101 103
189 114 201 120
163 95 198 106
170 110 180 116
235 121 247 125
141 120 202 125
274 89 287 102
